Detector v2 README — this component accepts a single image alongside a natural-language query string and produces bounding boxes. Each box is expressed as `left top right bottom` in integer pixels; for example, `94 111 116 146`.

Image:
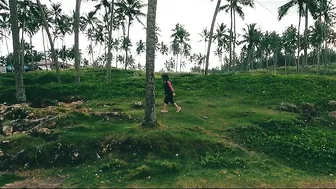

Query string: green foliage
230 120 336 174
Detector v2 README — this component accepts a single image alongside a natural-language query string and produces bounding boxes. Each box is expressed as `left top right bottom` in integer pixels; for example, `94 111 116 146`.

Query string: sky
2 0 336 71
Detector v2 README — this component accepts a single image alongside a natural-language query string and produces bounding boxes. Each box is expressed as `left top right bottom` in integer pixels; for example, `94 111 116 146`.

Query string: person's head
161 74 169 81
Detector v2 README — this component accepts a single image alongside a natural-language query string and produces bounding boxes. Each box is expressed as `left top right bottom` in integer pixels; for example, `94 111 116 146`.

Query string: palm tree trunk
229 5 233 71
20 20 25 73
42 28 48 71
296 14 302 74
74 0 82 85
9 0 26 102
233 8 236 71
317 45 321 75
176 54 178 72
303 4 309 72
204 1 222 75
143 0 158 127
30 35 34 71
285 56 287 74
323 24 328 75
37 0 61 83
105 0 115 83
125 17 131 71
266 53 269 71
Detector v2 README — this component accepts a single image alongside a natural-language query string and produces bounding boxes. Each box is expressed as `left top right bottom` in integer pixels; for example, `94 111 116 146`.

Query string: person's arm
167 81 175 94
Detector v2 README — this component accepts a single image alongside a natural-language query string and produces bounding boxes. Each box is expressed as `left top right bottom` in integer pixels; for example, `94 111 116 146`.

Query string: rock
0 150 4 157
299 102 316 114
329 100 336 106
2 125 13 136
203 116 208 120
13 131 22 135
112 112 119 116
0 104 7 114
277 102 299 113
329 112 336 120
37 128 51 135
26 112 36 119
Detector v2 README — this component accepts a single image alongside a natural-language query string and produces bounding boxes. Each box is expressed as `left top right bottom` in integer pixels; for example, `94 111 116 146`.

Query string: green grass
0 68 336 187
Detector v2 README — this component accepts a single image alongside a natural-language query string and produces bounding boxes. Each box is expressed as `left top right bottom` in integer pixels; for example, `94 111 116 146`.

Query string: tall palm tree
136 39 146 65
36 0 61 83
74 0 82 84
159 41 169 62
269 31 282 72
213 23 230 60
121 36 132 70
0 13 11 55
105 0 115 83
278 0 318 73
314 0 336 74
171 23 190 72
214 46 223 68
205 0 221 75
282 25 297 73
9 0 26 102
116 0 146 69
309 21 323 74
220 0 254 71
238 23 261 71
56 15 73 62
198 28 209 72
143 0 157 127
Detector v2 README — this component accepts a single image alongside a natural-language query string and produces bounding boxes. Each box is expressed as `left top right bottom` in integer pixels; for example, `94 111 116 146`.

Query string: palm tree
56 15 73 62
205 0 222 75
238 23 261 71
269 31 282 72
112 38 120 68
9 0 26 102
181 42 191 72
214 46 223 68
74 0 82 84
0 13 11 55
36 0 61 83
278 0 318 73
116 0 146 69
105 0 115 83
121 36 132 70
171 23 190 72
143 0 157 127
159 41 169 62
309 21 323 74
198 28 209 72
282 25 297 73
213 23 230 64
220 0 255 71
136 39 146 65
314 0 336 74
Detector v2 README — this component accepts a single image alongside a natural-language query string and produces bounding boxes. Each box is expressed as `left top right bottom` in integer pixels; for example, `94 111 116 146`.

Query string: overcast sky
2 0 336 71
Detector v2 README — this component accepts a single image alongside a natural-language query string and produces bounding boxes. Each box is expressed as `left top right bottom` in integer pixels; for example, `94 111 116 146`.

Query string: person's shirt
164 80 174 95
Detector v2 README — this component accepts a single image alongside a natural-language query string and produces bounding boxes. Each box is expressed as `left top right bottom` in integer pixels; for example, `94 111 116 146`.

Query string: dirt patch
1 170 64 188
1 178 62 188
299 180 336 188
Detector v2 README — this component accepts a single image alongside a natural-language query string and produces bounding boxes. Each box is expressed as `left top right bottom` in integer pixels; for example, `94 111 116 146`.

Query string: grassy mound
1 68 336 187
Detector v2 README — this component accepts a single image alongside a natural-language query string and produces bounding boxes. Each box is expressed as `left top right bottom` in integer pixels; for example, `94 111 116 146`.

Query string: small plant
201 153 246 169
130 165 151 179
99 159 127 172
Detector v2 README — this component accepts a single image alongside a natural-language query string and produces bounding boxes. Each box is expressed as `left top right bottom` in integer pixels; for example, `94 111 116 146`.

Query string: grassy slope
0 68 336 187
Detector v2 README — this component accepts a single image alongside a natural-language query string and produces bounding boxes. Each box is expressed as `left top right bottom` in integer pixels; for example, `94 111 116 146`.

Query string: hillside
1 69 336 188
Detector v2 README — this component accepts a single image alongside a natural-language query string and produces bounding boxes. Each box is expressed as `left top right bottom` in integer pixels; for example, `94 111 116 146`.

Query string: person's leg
174 103 182 112
161 96 169 113
170 95 181 112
